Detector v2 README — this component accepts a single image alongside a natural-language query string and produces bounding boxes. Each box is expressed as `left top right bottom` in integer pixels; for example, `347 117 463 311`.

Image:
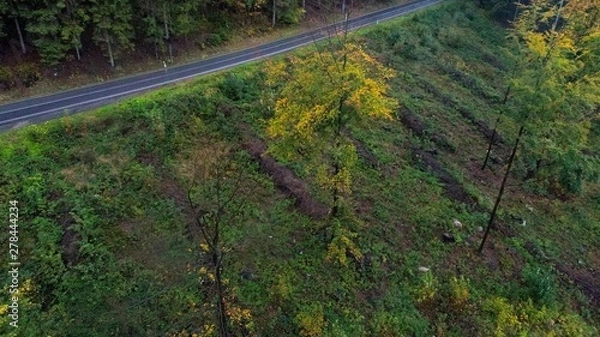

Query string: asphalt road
0 0 443 130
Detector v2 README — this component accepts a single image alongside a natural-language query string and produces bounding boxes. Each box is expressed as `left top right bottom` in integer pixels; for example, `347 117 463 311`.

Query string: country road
0 0 443 130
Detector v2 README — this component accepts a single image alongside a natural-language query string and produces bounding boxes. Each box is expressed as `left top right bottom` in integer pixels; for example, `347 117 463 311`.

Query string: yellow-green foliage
415 271 438 304
272 271 294 303
266 42 396 144
266 40 398 199
484 297 596 337
326 220 363 267
296 304 325 337
449 276 470 311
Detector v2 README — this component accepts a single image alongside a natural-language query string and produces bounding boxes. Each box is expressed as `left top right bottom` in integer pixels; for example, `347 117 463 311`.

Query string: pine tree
60 0 89 61
0 1 7 39
90 0 134 67
5 0 29 54
27 0 70 66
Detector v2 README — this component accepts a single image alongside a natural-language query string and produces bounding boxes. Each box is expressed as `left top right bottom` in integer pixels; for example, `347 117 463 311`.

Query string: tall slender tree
183 143 256 337
5 0 29 54
27 0 69 66
60 0 89 61
90 0 134 67
0 1 7 39
137 0 164 59
479 0 600 251
266 38 397 217
510 0 600 193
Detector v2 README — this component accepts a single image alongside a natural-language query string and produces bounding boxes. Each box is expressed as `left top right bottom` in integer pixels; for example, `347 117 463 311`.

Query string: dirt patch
418 79 504 145
454 104 503 145
238 125 329 220
523 240 600 308
136 151 162 167
463 157 505 192
556 264 600 308
158 175 200 240
345 130 379 169
399 107 427 137
398 107 454 151
411 147 479 209
446 68 497 102
482 53 506 71
59 212 81 267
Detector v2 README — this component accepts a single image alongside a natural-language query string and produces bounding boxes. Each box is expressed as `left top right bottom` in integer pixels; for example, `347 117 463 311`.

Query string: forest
0 0 389 68
0 0 599 336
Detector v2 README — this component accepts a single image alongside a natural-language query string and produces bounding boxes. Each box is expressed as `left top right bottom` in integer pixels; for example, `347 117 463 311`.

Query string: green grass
0 0 598 336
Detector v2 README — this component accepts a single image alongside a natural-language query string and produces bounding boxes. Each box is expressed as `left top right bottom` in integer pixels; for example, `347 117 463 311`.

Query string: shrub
521 264 557 307
219 73 246 101
15 63 41 88
295 304 325 337
448 276 470 312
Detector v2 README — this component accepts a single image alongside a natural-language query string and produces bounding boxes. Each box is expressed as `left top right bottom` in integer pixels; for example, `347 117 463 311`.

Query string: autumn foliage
266 40 397 213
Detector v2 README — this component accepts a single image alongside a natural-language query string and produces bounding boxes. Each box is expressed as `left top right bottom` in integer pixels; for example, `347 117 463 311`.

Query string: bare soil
411 146 479 209
345 129 379 169
59 211 81 267
418 79 504 144
238 124 329 220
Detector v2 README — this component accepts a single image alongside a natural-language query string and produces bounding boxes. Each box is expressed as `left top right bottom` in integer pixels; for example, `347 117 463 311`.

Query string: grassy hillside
1 0 598 336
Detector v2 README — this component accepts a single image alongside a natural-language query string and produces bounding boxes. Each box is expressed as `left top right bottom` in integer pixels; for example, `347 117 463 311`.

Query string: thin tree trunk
214 260 230 337
163 9 172 61
106 32 114 68
481 116 501 170
154 39 158 59
513 0 521 22
478 125 524 253
552 0 565 32
15 18 26 54
75 45 81 61
482 86 511 170
272 0 276 27
331 161 340 218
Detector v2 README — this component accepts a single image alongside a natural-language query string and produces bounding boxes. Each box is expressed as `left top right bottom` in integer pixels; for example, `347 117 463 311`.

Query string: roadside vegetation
0 0 399 103
0 0 599 335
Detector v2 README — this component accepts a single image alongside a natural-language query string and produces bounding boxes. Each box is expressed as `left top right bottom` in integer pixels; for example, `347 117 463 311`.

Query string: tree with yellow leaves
266 38 397 218
181 142 256 337
479 0 600 252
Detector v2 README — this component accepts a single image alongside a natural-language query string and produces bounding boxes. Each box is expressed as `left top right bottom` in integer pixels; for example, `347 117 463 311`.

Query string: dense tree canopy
266 40 397 214
507 0 600 194
0 0 390 67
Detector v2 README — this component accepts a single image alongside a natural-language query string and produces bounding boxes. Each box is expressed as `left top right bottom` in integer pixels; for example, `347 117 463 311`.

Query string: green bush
521 264 557 307
15 62 41 88
219 73 247 101
206 33 223 46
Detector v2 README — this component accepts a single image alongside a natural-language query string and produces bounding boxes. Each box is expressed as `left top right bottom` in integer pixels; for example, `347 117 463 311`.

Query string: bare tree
182 142 256 337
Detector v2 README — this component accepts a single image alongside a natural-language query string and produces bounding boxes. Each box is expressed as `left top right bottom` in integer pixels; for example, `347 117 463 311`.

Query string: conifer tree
27 1 69 66
90 0 134 67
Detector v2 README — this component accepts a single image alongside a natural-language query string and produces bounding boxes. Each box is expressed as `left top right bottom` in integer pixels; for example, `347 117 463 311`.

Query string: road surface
0 0 443 130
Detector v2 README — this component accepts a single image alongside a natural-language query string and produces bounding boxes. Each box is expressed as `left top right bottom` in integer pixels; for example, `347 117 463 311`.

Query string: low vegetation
0 0 598 335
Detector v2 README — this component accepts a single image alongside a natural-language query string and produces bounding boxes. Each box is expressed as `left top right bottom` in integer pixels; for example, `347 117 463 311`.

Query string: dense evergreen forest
0 0 389 67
